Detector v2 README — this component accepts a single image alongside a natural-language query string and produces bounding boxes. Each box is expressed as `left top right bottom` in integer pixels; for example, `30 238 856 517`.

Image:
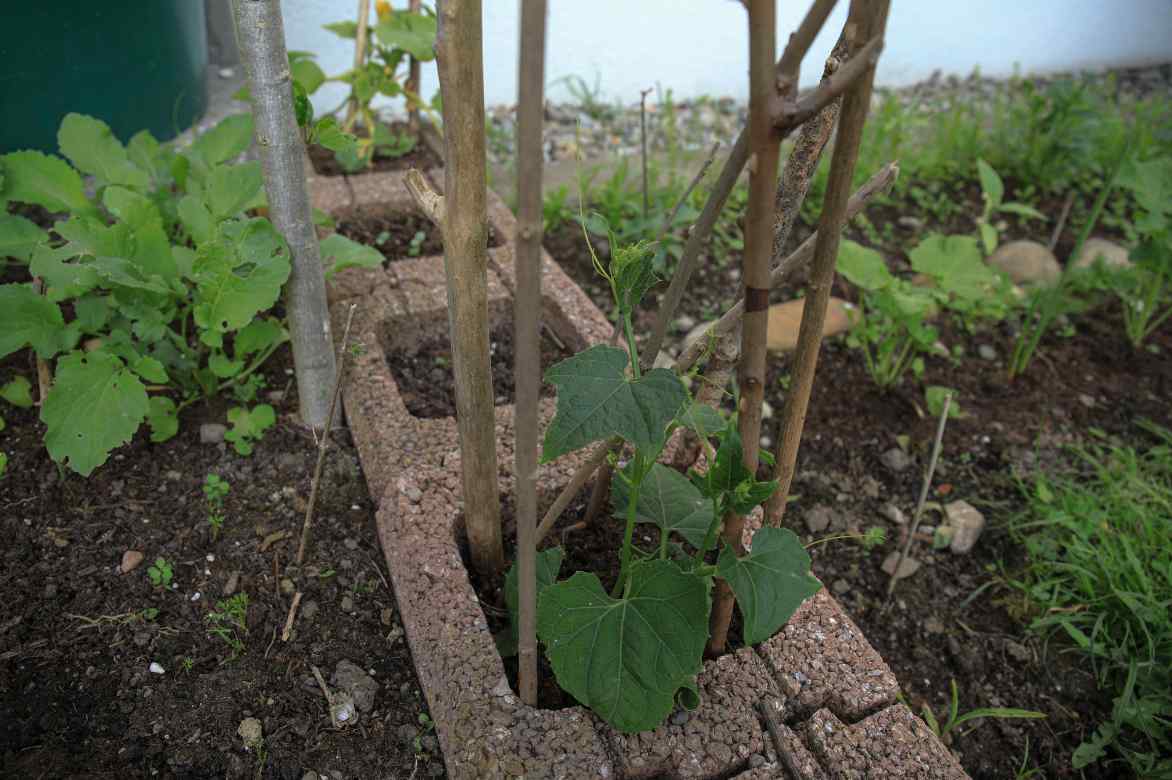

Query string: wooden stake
344 0 372 133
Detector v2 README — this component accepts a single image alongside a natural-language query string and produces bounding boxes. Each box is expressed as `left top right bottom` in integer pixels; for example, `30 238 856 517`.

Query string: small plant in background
553 73 616 122
224 404 276 456
0 376 34 408
1108 156 1172 348
974 159 1045 255
147 558 173 589
836 241 938 389
406 230 427 257
203 473 230 540
542 184 574 233
918 679 1045 745
206 593 249 659
907 233 1021 327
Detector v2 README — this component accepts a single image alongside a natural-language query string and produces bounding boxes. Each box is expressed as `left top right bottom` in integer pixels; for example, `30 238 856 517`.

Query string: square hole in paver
334 206 503 265
385 318 573 419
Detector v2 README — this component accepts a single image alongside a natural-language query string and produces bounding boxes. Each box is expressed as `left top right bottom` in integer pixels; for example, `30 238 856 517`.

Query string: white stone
987 240 1061 286
1071 237 1131 271
944 499 986 554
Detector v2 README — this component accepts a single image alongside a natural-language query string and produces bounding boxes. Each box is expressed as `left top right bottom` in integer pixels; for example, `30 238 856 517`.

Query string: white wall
283 1 1172 114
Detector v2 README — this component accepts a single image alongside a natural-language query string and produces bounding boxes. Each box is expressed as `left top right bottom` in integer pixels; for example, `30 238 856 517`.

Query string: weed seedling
203 473 230 540
206 593 249 659
407 230 427 257
147 558 173 589
920 680 1045 744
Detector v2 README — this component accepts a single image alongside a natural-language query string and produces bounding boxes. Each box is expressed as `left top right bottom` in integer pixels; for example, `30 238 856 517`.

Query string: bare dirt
0 346 445 779
542 180 1172 779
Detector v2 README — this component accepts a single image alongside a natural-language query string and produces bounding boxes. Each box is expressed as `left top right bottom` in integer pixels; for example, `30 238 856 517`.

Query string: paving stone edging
308 163 969 779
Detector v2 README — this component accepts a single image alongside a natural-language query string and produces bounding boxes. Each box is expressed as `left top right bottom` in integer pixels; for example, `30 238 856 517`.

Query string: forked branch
405 168 446 225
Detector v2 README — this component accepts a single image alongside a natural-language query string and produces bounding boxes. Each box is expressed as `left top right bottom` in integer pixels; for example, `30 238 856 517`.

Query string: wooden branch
773 34 849 271
886 392 950 602
773 36 884 131
344 0 372 133
296 303 357 566
513 0 548 709
707 0 780 656
434 0 503 575
776 0 839 92
281 591 303 641
536 162 897 547
405 168 446 225
766 0 890 528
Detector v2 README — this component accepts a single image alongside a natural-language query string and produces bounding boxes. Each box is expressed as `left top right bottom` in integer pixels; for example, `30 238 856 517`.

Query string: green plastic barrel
1 1 208 154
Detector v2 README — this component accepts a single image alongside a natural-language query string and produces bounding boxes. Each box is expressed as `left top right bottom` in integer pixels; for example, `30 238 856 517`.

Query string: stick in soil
884 392 951 604
281 591 303 642
534 161 898 546
766 0 890 529
707 0 781 657
1049 191 1076 252
343 0 372 132
295 303 358 566
513 0 548 708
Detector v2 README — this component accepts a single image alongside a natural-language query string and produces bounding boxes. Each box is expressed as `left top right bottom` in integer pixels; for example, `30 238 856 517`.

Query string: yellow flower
375 0 392 20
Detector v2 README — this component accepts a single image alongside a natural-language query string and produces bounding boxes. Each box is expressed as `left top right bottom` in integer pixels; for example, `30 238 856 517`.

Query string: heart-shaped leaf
537 559 710 733
541 345 686 461
612 462 714 549
716 527 821 645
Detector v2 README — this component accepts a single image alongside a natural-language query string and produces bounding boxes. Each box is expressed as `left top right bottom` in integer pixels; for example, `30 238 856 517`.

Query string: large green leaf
537 560 711 733
0 213 48 263
612 463 714 548
103 185 163 231
57 113 149 190
908 234 1002 301
178 194 215 247
374 12 437 60
836 240 893 291
715 527 821 645
675 402 724 439
41 351 148 475
29 243 99 301
541 345 687 461
291 57 327 95
500 546 564 657
206 161 263 221
189 114 255 168
234 316 288 356
320 233 383 277
192 218 291 341
0 150 97 216
0 283 67 358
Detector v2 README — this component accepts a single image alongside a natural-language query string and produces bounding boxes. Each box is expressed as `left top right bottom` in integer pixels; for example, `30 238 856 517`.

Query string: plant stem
296 303 357 566
433 0 503 574
343 0 372 133
765 0 889 529
707 0 780 657
614 461 644 597
640 87 652 221
885 391 950 603
233 0 338 430
214 340 284 394
513 0 548 709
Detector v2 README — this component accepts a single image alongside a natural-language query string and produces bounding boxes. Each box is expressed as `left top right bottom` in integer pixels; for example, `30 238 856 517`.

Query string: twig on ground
295 303 358 566
757 698 808 779
1049 192 1076 252
281 591 303 642
885 391 951 604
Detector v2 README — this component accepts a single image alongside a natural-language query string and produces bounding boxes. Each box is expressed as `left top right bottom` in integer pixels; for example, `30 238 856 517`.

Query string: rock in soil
880 503 907 525
199 422 227 444
119 549 144 574
977 344 998 361
987 240 1061 286
944 500 986 553
881 551 921 580
804 504 835 533
237 717 263 748
1070 237 1131 270
880 447 913 473
332 660 379 713
766 297 855 352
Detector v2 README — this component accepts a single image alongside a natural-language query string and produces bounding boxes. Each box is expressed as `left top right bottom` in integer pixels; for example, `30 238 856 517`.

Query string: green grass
1007 423 1172 776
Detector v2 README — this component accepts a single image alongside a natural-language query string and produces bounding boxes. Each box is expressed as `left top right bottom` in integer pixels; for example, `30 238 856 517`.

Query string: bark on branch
405 168 446 224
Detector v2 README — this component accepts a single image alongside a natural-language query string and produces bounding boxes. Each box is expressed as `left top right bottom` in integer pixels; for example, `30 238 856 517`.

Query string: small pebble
120 550 145 574
148 662 165 674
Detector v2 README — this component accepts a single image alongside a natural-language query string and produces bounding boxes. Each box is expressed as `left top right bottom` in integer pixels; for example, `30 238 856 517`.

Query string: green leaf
320 233 383 277
192 218 291 342
178 195 215 247
292 80 314 130
998 202 1046 221
609 239 657 314
323 20 359 38
146 396 179 443
102 186 163 231
612 463 714 549
189 114 255 167
0 213 48 263
836 240 893 291
209 352 244 378
130 355 169 384
207 161 263 221
1 376 34 408
313 117 359 157
224 404 276 456
976 158 1003 210
537 560 711 733
0 283 67 359
715 527 821 645
126 129 169 184
908 234 1002 301
978 222 997 256
924 386 960 419
88 256 171 294
29 243 99 301
235 317 287 356
0 452 6 476
501 546 565 657
291 57 327 94
374 12 437 60
55 216 133 258
541 345 687 461
57 114 149 189
676 402 725 439
41 351 148 475
0 150 97 216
